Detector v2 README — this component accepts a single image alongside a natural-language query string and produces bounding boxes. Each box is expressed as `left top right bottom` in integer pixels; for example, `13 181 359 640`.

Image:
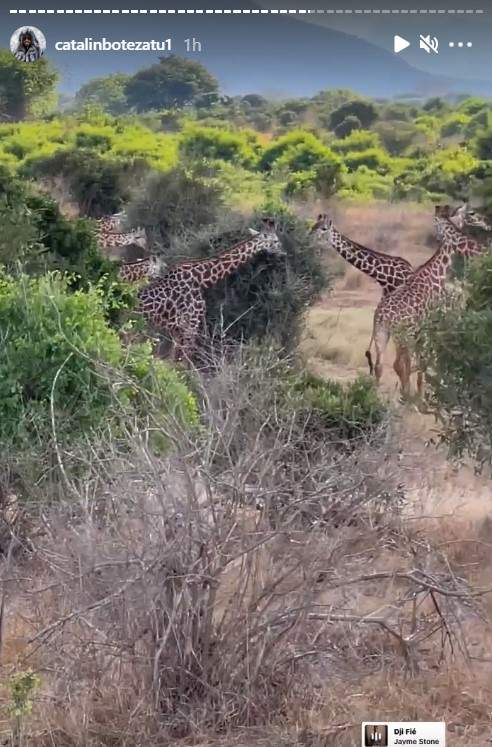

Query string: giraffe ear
248 228 260 236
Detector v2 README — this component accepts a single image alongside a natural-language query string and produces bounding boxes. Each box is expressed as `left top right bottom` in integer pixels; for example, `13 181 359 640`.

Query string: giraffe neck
190 237 265 289
327 224 411 293
436 216 482 259
119 258 153 282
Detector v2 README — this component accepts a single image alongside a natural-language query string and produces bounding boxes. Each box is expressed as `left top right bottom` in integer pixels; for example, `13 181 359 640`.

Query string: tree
329 100 378 131
0 49 58 121
333 115 361 138
125 55 219 112
75 73 131 115
241 94 268 109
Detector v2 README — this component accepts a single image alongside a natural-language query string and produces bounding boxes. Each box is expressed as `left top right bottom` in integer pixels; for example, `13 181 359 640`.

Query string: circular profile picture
10 26 46 63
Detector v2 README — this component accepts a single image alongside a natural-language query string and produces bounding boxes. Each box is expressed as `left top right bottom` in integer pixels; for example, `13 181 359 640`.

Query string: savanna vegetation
1 50 492 746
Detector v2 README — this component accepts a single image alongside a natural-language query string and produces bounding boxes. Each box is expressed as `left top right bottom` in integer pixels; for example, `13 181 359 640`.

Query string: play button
394 35 411 53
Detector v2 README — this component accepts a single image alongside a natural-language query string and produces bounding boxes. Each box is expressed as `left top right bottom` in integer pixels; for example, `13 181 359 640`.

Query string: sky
1 0 491 98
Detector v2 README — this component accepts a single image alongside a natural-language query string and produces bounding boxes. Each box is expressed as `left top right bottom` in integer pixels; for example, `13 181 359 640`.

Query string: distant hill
2 0 491 97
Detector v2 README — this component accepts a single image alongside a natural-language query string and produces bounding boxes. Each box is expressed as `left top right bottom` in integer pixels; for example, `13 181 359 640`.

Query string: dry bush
0 349 489 746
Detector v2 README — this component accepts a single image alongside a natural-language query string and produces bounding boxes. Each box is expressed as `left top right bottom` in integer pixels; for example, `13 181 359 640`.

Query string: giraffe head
434 205 484 258
311 213 333 239
248 218 284 256
451 203 492 232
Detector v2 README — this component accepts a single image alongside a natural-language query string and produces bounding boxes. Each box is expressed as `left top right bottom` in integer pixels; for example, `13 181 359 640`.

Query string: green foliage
329 99 378 130
179 125 259 166
474 126 492 159
458 97 489 116
343 147 391 174
236 346 386 445
440 113 470 138
422 96 449 115
417 252 492 467
0 273 197 454
125 54 219 112
22 149 140 216
126 167 224 248
333 115 361 138
75 129 112 152
331 129 380 154
286 372 386 440
75 73 131 115
374 121 419 156
339 165 394 201
258 131 343 195
0 49 58 121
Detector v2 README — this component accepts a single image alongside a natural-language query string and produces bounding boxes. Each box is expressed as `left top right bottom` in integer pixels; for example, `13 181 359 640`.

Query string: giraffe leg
394 344 411 397
373 326 390 385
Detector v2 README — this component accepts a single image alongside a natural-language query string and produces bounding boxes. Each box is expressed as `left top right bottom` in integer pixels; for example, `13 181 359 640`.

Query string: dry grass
0 347 490 746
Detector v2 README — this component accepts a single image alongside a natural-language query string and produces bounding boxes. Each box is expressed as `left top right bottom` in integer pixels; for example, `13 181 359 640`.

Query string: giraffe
94 213 147 253
312 214 413 296
365 205 486 396
312 207 491 298
118 255 165 283
136 218 284 361
443 203 492 236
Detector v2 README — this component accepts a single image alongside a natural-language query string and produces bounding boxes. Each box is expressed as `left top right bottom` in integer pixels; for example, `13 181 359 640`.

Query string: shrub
374 121 419 156
179 125 259 166
417 252 492 467
333 115 361 138
125 167 224 249
329 99 378 130
0 164 38 265
74 130 112 152
458 96 489 116
0 272 197 458
343 147 391 174
331 129 379 154
284 160 342 199
285 371 386 442
474 126 492 160
259 130 327 170
440 114 470 138
21 149 142 217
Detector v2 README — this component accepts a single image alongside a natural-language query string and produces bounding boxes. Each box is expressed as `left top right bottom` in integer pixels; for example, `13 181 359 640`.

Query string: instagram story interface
0 2 490 745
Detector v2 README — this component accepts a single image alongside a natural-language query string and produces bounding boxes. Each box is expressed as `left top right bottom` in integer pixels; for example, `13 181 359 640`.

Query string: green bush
417 252 492 467
21 149 144 217
331 129 379 154
343 147 391 174
374 121 419 156
474 126 492 159
329 99 378 130
230 345 387 446
333 115 361 138
179 125 259 166
74 130 112 152
0 164 38 265
285 371 386 441
440 114 470 138
0 272 197 456
126 167 224 249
